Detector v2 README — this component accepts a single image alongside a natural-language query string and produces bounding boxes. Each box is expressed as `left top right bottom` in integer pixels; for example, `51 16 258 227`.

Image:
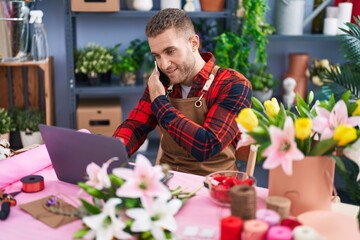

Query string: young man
113 8 252 176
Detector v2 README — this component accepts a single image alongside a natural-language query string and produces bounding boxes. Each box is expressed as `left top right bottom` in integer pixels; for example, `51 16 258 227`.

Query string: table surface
0 144 359 240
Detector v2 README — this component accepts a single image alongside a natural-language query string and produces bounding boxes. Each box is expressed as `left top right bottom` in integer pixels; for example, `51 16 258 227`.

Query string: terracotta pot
200 0 225 11
268 156 335 216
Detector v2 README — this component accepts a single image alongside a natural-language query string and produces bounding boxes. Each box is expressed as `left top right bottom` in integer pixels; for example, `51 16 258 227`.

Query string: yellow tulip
264 98 280 117
295 118 312 140
351 99 360 116
333 125 357 146
235 108 258 132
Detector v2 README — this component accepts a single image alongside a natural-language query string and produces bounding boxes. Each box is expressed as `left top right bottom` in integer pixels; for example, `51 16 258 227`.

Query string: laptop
39 124 130 184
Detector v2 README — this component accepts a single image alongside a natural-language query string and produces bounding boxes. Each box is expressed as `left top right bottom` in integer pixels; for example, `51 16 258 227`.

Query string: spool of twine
266 196 291 219
243 219 269 240
230 185 256 220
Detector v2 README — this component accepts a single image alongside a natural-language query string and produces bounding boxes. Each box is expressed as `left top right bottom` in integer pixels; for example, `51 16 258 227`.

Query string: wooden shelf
0 57 55 125
268 34 341 42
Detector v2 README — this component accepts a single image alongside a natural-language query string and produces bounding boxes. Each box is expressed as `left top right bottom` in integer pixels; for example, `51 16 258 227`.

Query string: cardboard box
77 98 122 137
71 0 120 12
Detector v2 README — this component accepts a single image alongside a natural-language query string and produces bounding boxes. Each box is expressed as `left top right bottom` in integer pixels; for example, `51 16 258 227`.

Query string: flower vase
200 0 225 11
161 0 181 9
268 156 335 216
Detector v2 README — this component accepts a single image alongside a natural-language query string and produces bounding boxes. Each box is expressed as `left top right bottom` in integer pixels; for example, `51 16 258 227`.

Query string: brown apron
159 66 237 176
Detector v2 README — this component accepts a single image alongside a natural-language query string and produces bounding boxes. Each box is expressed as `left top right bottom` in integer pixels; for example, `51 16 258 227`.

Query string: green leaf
73 227 89 239
79 198 102 215
309 139 338 156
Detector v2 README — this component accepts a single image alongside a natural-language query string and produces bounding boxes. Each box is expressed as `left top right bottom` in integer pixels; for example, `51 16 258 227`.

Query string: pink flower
312 100 360 140
113 154 171 209
236 123 256 149
262 117 304 175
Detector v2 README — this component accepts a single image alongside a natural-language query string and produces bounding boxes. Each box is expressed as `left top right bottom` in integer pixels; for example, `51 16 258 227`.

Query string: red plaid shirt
113 52 252 161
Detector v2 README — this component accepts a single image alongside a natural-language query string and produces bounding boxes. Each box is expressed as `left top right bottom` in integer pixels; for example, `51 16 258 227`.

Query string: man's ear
190 34 200 51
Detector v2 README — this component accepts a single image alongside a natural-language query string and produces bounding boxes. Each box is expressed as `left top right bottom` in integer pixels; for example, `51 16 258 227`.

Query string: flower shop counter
0 144 359 240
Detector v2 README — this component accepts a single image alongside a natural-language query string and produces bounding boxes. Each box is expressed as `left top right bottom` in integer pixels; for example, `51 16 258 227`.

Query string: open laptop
39 124 130 184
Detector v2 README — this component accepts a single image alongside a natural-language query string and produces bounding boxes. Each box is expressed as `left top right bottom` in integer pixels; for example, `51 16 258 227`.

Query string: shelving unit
64 0 238 129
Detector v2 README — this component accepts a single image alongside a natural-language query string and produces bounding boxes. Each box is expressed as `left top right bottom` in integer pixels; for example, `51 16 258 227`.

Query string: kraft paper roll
20 175 45 193
267 226 293 240
266 196 291 219
323 18 338 35
243 219 269 240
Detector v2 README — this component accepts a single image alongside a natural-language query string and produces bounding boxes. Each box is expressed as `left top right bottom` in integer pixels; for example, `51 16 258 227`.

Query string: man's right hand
148 69 165 102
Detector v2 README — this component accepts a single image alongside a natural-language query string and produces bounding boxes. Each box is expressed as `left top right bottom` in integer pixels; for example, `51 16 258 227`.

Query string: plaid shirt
113 52 252 161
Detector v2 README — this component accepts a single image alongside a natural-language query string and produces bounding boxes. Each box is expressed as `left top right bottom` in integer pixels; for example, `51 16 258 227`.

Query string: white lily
126 197 182 240
113 154 171 209
85 157 118 190
82 198 132 240
343 138 360 181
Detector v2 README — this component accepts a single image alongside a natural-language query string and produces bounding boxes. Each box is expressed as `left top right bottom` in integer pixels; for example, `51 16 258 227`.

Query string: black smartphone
154 61 169 87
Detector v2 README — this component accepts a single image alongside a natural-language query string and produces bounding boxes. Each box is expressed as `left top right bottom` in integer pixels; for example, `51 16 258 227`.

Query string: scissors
0 190 21 220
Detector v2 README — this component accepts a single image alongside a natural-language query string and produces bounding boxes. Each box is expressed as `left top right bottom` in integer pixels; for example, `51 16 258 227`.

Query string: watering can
275 0 332 35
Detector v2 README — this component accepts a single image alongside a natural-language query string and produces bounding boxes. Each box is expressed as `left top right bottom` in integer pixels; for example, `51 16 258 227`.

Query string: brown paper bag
19 195 79 228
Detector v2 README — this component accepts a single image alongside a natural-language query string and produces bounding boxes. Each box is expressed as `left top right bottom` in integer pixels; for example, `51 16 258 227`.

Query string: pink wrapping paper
0 144 52 189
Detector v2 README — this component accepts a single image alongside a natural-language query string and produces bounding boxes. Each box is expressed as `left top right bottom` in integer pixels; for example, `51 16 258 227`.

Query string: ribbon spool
20 175 45 193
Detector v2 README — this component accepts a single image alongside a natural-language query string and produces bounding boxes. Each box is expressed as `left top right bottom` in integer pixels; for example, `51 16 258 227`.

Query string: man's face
148 27 198 85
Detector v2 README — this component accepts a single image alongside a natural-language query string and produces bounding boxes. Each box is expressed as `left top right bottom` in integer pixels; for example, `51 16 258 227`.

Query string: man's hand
148 69 166 102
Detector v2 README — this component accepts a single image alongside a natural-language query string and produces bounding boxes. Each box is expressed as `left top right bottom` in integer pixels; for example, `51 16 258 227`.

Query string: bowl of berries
204 170 256 207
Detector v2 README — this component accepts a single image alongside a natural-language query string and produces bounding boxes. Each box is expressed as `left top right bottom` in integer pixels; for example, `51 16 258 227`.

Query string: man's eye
166 49 175 55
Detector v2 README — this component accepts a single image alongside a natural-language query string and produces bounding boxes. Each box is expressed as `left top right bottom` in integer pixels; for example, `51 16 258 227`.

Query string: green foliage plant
75 43 114 76
214 0 276 91
15 108 45 132
0 108 15 134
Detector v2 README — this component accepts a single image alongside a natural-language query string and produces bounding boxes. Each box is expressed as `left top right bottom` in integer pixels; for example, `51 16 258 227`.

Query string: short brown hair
145 8 195 38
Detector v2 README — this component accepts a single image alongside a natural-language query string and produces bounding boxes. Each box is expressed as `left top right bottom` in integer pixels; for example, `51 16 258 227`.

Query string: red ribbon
20 175 45 193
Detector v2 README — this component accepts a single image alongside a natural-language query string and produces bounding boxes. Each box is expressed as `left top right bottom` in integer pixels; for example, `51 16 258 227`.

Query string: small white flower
126 197 182 240
82 198 132 240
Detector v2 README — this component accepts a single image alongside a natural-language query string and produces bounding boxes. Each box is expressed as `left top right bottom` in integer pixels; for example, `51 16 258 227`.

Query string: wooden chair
235 145 258 176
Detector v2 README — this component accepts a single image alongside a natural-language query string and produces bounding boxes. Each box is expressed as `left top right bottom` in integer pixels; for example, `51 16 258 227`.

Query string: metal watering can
275 0 332 35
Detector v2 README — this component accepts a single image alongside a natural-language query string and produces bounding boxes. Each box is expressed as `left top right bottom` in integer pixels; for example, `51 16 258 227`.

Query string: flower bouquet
67 154 198 240
235 91 360 215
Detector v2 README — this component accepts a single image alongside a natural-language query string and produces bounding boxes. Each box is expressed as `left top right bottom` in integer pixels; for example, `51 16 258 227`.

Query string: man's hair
145 8 195 38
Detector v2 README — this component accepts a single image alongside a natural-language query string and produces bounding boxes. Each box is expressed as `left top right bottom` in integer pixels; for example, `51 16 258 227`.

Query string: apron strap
195 65 220 108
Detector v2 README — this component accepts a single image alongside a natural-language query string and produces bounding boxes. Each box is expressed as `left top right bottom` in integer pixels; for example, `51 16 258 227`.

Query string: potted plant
0 108 15 141
15 108 45 147
214 0 275 100
112 39 140 86
75 43 114 85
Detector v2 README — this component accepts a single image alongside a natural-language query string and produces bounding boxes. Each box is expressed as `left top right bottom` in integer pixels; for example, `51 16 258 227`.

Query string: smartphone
154 61 170 86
